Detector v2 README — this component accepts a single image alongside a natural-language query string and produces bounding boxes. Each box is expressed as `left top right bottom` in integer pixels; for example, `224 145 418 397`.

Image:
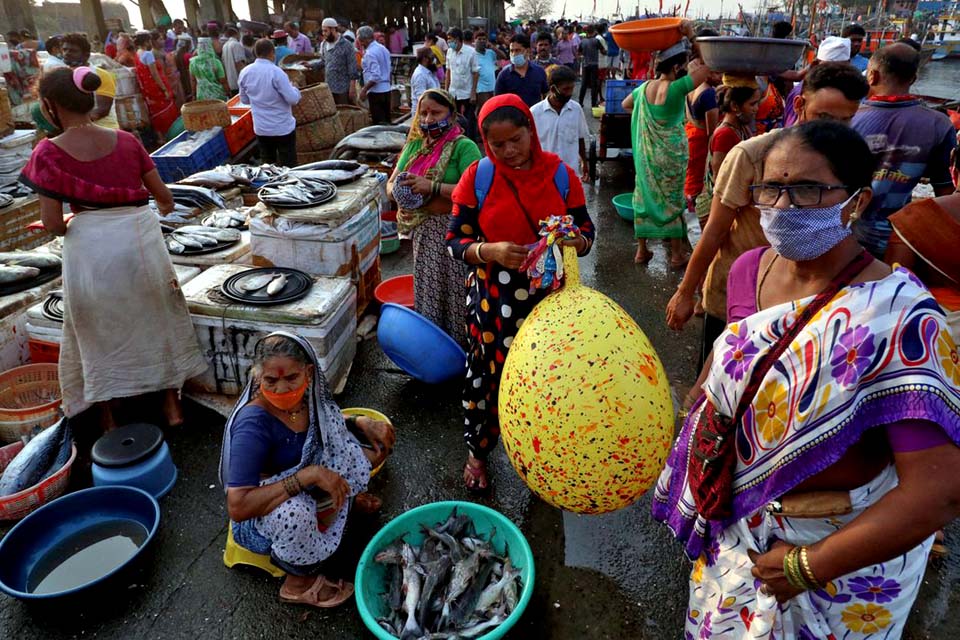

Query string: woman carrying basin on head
222 332 396 609
18 67 208 430
653 120 960 638
387 88 481 348
446 94 595 493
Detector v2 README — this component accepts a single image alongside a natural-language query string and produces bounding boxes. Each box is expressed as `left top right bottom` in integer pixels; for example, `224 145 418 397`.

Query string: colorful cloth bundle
520 214 580 293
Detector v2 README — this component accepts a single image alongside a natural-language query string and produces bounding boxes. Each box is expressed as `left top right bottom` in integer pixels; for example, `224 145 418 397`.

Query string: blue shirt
238 58 302 136
494 63 548 108
227 406 307 487
604 31 620 56
274 45 294 65
850 54 869 72
476 48 498 93
362 40 393 94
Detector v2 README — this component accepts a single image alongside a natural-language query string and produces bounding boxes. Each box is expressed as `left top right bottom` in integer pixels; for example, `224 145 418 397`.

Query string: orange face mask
261 378 309 410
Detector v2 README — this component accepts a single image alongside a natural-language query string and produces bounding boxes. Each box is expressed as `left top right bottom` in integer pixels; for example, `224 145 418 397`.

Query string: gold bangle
782 546 807 591
799 547 823 590
476 242 487 263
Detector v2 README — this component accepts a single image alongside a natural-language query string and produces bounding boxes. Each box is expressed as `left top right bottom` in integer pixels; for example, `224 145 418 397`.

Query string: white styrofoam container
250 203 380 277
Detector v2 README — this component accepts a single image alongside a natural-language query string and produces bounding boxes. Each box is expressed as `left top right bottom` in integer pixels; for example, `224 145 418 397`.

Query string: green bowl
612 193 635 221
355 501 535 640
380 237 401 255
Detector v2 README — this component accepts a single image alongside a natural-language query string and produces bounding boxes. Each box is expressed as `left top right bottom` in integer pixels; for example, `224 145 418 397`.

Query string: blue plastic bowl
355 501 535 640
613 192 635 221
0 486 160 600
377 303 466 384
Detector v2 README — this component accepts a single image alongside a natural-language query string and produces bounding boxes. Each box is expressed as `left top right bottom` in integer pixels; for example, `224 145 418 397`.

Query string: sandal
354 492 383 514
634 249 654 265
931 529 948 558
279 575 354 609
463 456 491 495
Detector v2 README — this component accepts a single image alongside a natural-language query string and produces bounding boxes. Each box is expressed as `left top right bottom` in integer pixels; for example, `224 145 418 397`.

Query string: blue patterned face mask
420 117 452 138
759 190 861 261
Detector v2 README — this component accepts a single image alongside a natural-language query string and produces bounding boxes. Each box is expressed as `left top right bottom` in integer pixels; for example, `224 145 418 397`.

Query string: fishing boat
928 7 960 59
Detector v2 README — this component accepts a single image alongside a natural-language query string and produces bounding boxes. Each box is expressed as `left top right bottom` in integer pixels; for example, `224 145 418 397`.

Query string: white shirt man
531 93 590 177
445 41 479 101
221 34 247 92
411 60 440 112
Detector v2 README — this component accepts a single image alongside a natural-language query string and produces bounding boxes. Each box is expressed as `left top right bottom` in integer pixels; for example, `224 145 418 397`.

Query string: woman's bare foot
463 454 490 494
634 243 653 264
99 401 117 432
162 389 184 428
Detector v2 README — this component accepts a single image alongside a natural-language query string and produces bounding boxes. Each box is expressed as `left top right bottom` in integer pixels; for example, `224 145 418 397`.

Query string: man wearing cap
239 39 301 167
271 29 294 66
285 22 313 55
321 17 358 105
782 36 850 127
357 25 393 124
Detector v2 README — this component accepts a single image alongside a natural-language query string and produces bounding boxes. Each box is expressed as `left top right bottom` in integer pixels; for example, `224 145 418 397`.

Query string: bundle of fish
0 250 62 285
178 168 252 189
258 176 337 209
150 200 198 225
203 208 248 229
289 160 368 185
168 184 227 210
241 272 288 296
215 163 288 186
0 418 72 496
374 508 522 640
165 225 241 254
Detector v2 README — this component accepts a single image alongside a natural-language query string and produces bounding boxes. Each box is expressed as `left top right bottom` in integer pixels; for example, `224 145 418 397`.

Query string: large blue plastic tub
377 303 466 384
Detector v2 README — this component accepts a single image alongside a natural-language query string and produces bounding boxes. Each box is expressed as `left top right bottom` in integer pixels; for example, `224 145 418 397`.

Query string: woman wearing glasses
653 120 960 639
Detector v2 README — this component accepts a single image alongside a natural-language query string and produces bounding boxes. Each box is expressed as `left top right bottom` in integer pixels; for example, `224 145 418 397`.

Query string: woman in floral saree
653 121 960 639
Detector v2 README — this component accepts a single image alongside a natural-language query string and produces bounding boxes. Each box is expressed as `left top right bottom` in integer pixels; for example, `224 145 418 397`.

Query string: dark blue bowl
377 303 466 384
0 486 160 600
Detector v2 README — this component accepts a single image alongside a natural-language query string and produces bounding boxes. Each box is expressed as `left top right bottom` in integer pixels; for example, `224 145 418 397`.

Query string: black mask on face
551 87 572 105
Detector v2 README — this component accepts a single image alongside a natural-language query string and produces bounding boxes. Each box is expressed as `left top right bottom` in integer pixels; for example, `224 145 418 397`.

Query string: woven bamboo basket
292 83 337 124
0 89 13 138
295 114 345 152
284 68 306 88
182 99 231 131
336 104 372 137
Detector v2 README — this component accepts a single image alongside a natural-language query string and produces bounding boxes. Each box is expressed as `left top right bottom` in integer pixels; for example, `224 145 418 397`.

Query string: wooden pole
80 0 108 40
184 0 201 32
140 0 156 29
249 0 270 22
6 0 37 34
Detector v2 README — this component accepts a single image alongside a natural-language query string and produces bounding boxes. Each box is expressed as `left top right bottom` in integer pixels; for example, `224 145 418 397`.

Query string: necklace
279 402 306 422
65 122 96 130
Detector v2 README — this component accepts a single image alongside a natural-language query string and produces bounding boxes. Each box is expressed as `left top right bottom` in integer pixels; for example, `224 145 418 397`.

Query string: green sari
630 75 694 239
189 39 227 102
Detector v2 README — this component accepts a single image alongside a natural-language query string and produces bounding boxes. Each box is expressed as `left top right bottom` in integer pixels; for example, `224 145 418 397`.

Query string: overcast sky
108 0 736 30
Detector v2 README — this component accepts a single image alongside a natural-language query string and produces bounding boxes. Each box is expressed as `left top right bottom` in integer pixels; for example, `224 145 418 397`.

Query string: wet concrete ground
3 126 960 640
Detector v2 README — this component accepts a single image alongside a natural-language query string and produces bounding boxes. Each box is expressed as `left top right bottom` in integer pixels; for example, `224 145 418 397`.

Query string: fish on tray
0 251 62 269
374 508 521 639
204 209 247 229
0 265 41 284
0 418 72 496
288 160 368 184
174 225 241 242
240 273 276 292
177 169 249 189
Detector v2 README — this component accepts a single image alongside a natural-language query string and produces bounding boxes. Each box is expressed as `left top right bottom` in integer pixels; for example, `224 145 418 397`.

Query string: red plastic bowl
611 18 684 53
374 274 414 309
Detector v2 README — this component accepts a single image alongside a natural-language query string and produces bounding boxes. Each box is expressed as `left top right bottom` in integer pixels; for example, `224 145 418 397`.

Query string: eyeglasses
749 183 851 207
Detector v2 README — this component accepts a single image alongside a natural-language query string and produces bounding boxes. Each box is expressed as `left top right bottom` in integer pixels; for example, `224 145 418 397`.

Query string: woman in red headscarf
446 94 596 492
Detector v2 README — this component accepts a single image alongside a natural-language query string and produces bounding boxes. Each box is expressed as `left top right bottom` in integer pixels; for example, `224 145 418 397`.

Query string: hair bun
80 69 102 92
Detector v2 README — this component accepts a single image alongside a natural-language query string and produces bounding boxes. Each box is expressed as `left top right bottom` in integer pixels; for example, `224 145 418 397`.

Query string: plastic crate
604 79 644 115
151 129 230 183
28 338 59 364
225 111 254 156
226 94 251 117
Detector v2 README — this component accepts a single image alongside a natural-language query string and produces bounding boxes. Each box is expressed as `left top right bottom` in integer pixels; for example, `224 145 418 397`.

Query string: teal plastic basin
355 501 535 640
613 192 635 221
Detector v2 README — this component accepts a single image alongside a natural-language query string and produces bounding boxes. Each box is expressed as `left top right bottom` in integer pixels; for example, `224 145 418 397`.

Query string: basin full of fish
258 176 337 209
165 225 241 254
374 508 522 640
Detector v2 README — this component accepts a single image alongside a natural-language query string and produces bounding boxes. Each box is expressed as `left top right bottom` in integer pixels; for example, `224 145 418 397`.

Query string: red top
710 124 745 156
20 131 155 210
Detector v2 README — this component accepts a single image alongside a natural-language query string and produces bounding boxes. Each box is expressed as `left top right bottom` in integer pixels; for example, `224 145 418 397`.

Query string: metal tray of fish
220 267 313 306
258 178 337 210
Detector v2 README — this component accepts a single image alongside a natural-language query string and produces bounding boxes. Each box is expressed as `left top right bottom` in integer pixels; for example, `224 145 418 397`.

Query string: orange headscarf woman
445 94 596 492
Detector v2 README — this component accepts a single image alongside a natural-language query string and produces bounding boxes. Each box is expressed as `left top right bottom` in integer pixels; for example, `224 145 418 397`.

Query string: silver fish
171 233 203 249
0 251 62 269
241 273 277 292
417 555 452 631
166 237 186 254
439 551 480 630
266 273 287 296
182 232 218 247
0 265 41 284
458 614 507 638
0 419 71 496
448 557 494 628
474 560 520 614
400 543 423 640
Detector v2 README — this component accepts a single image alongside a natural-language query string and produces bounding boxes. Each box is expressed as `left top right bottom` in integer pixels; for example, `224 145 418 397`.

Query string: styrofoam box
180 264 357 395
250 203 380 277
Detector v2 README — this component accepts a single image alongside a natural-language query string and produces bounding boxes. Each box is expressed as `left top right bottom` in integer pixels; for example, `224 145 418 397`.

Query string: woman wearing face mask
446 94 595 492
222 333 395 609
622 22 711 268
19 68 207 430
387 89 481 347
653 120 960 639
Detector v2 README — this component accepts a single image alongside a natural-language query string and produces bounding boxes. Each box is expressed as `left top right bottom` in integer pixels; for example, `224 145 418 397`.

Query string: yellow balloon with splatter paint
499 246 674 514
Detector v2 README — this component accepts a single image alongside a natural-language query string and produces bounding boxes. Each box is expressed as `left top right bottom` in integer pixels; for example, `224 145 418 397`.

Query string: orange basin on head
610 18 684 53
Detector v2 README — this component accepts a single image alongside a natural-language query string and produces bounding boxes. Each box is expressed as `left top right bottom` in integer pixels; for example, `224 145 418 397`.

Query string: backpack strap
474 156 570 211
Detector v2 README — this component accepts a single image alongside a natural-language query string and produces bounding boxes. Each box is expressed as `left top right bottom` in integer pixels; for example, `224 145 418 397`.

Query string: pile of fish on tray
165 225 241 254
375 508 522 640
241 272 288 296
168 184 227 210
0 249 62 284
0 418 72 496
203 208 248 229
258 175 337 208
287 160 368 185
150 200 198 225
179 164 288 190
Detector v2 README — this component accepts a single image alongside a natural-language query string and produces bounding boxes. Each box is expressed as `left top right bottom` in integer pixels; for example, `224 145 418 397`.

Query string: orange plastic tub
611 18 684 53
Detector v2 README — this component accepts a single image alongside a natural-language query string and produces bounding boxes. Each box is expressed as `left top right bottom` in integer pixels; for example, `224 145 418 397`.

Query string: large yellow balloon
499 246 674 514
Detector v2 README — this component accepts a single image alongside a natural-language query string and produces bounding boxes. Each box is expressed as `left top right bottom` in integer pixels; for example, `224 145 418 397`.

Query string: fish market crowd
2 9 960 640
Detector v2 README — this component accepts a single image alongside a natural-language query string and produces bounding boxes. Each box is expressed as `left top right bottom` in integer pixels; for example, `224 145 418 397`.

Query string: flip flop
279 575 354 609
464 457 491 495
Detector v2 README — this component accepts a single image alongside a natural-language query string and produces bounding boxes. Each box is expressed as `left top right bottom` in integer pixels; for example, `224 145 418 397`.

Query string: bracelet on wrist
798 546 823 590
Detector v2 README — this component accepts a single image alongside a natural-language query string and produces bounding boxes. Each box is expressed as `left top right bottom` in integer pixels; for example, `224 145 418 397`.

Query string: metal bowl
697 37 807 75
